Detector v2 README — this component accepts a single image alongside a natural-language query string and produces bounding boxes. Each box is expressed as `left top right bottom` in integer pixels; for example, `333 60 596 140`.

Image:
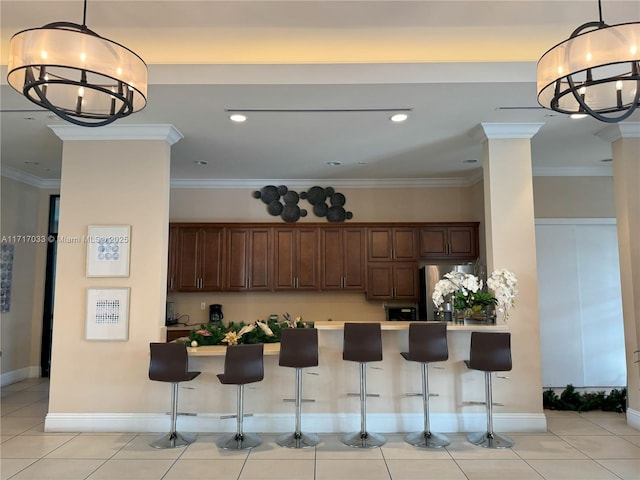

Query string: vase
454 308 495 325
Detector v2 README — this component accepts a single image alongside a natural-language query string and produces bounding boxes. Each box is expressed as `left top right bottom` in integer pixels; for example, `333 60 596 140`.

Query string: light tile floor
2 378 639 479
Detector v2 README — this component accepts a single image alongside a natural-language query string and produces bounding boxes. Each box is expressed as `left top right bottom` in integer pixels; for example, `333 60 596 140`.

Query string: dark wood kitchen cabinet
321 227 366 291
273 227 319 291
174 226 224 291
367 227 418 262
167 225 178 292
366 262 419 301
419 223 479 260
226 227 271 291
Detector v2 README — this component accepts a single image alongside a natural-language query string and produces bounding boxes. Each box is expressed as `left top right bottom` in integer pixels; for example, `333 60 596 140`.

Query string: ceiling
2 0 639 187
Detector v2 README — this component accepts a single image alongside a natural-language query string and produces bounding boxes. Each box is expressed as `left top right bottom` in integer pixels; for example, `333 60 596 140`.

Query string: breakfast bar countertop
313 320 508 331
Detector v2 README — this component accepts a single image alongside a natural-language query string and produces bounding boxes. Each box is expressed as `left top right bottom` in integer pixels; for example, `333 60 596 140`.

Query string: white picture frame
85 288 130 341
86 225 131 277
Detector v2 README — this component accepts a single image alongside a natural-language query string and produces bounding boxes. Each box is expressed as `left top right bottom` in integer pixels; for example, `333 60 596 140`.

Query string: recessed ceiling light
229 114 247 123
570 113 588 119
358 161 369 165
194 160 208 165
326 161 342 166
463 159 478 164
390 113 408 122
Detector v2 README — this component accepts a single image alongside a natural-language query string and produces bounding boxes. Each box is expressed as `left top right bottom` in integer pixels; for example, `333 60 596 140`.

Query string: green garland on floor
543 384 627 413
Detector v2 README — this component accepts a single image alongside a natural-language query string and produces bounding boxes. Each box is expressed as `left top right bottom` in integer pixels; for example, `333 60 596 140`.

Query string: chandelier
6 0 147 127
537 0 640 123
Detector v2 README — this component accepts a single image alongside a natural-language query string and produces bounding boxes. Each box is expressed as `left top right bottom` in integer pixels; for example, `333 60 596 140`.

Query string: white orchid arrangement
432 269 518 322
486 269 518 321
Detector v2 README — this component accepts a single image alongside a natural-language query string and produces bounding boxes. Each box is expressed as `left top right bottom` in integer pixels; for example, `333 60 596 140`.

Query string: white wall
536 219 625 388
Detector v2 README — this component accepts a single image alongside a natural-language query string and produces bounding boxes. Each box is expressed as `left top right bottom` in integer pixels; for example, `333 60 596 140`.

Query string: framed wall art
85 287 130 341
86 225 130 277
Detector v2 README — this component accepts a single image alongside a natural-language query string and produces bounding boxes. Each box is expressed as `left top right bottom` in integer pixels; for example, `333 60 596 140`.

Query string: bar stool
341 322 385 448
464 331 513 448
216 343 264 450
401 323 450 448
148 342 201 448
276 328 320 448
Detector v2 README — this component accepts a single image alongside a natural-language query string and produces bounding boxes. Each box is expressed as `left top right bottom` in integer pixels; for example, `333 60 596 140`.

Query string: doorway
40 195 59 377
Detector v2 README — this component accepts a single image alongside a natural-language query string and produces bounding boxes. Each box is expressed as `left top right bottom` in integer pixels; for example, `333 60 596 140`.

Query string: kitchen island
166 320 545 435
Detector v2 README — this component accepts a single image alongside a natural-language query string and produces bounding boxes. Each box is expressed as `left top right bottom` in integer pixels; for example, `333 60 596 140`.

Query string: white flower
487 269 518 321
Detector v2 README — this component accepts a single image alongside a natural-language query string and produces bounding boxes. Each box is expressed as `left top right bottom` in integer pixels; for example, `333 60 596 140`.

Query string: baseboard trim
45 412 547 434
1 366 41 387
627 408 640 430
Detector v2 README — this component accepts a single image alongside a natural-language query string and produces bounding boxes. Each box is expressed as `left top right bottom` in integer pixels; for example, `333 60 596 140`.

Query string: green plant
185 318 314 347
542 384 626 413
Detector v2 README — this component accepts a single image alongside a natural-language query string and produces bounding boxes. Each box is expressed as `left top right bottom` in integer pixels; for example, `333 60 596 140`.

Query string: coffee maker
209 304 223 323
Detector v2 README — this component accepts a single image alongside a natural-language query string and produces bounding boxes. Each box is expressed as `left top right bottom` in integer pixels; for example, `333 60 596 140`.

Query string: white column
597 123 640 429
475 122 545 417
45 125 182 429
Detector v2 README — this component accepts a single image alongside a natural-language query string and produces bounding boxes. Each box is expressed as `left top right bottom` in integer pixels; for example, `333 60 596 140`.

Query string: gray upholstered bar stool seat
276 328 321 448
341 322 386 448
464 332 513 449
401 323 450 448
216 343 264 450
148 342 201 448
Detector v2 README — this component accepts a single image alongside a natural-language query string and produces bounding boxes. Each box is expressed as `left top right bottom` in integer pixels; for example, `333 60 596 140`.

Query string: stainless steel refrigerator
418 263 476 320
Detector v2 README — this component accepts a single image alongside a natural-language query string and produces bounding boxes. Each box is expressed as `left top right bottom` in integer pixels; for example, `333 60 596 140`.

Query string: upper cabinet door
366 262 418 301
367 227 417 262
226 227 271 291
419 224 478 260
273 227 319 291
197 227 224 291
175 226 224 291
321 227 366 291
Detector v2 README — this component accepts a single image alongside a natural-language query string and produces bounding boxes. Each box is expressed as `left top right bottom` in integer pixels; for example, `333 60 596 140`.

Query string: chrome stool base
405 430 450 449
341 431 386 448
149 431 196 449
467 431 514 449
217 432 262 450
276 431 321 448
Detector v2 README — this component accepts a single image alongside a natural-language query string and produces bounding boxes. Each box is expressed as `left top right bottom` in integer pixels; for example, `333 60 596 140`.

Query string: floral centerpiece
432 269 518 322
186 313 313 347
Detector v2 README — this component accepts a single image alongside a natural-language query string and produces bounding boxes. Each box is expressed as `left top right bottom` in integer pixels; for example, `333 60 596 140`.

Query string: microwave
385 306 417 321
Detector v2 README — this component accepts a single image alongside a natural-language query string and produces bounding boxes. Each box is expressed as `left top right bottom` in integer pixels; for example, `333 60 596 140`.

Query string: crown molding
0 165 60 189
532 166 613 177
48 124 184 145
169 176 480 189
471 122 545 142
596 122 640 142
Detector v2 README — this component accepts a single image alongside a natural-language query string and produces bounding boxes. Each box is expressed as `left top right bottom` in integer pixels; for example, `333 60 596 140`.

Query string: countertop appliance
385 305 417 321
418 263 476 321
